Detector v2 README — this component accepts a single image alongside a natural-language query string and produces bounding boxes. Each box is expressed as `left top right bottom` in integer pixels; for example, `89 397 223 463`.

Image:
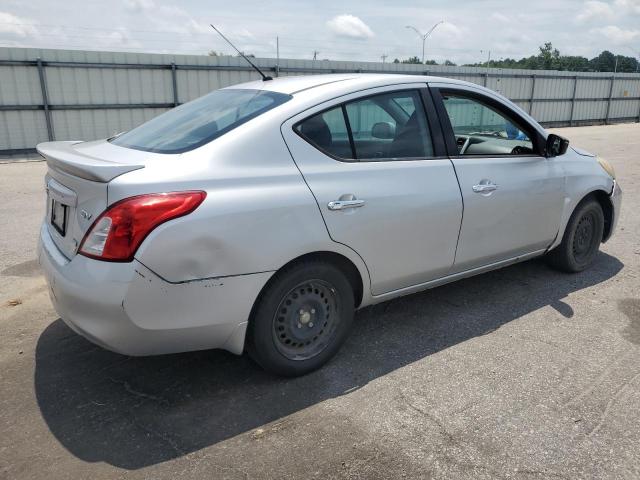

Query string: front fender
547 159 615 251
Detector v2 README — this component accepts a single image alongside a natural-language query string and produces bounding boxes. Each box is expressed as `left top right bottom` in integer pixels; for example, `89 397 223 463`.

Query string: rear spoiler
37 141 144 183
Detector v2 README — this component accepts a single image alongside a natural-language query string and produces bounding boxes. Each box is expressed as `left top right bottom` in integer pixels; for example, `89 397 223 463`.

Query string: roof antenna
210 24 272 81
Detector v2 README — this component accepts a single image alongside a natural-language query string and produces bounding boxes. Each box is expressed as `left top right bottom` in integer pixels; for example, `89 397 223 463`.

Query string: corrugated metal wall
1 47 639 153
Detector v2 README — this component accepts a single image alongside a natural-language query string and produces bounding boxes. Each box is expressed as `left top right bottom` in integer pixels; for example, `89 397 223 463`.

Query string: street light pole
406 21 445 63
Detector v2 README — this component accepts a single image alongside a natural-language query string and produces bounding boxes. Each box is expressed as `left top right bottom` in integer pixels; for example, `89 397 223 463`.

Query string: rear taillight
79 191 206 262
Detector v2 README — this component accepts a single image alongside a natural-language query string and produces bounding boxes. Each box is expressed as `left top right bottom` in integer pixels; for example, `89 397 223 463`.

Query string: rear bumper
604 180 622 242
38 223 272 356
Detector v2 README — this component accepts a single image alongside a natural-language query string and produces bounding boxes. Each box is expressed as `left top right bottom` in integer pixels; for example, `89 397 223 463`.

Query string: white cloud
326 15 374 39
437 22 464 38
614 0 640 13
0 11 37 37
490 13 511 23
122 0 155 12
121 0 210 36
576 1 616 22
592 25 640 43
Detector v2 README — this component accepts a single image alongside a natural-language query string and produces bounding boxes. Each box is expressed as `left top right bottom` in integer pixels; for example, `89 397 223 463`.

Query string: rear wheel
248 261 355 376
547 198 604 273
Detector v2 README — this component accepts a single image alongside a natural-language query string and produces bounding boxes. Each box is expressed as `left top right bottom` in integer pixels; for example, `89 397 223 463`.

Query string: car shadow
34 253 623 470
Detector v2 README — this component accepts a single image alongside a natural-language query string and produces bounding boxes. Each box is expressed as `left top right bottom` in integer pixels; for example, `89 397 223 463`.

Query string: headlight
597 157 616 179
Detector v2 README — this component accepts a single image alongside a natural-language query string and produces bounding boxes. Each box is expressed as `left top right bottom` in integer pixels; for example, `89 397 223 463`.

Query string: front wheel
547 198 604 273
247 261 355 377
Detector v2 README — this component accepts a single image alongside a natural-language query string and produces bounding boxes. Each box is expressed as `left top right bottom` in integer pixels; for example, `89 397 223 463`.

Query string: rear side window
296 106 354 159
296 90 433 161
111 89 291 154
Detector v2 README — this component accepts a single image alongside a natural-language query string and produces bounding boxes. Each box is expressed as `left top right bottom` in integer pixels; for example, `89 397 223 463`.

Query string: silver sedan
37 74 622 376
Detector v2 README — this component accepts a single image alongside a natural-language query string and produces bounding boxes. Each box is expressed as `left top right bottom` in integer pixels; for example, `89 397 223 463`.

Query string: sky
0 0 639 65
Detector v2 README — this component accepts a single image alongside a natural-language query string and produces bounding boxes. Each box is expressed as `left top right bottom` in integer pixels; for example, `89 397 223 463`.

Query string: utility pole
381 54 388 63
405 21 444 63
480 49 491 67
312 50 319 61
276 36 280 77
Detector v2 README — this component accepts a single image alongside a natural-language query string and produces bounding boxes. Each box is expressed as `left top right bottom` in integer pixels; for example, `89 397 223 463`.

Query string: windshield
111 89 292 154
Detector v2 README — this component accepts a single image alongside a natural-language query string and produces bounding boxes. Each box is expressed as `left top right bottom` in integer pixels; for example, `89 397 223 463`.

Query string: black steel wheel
572 210 599 264
272 279 340 361
248 261 355 376
547 198 604 273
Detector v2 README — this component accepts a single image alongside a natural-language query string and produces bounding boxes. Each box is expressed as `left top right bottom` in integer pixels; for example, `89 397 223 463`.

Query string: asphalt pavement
0 123 639 479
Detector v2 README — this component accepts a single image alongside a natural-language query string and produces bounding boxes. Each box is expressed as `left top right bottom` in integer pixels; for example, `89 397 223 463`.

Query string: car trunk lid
37 139 146 259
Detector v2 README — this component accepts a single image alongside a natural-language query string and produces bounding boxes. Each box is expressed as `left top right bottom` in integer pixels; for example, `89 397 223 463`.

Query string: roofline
226 73 481 96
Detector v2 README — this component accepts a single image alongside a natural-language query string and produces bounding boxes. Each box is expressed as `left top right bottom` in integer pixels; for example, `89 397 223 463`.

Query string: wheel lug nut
299 309 304 314
297 323 302 328
311 309 315 314
308 322 314 328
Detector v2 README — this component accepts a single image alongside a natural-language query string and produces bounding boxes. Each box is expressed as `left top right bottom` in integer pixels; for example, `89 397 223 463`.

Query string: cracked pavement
0 124 639 479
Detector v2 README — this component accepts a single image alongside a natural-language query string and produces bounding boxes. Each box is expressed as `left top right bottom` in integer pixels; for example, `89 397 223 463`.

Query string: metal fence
1 47 640 154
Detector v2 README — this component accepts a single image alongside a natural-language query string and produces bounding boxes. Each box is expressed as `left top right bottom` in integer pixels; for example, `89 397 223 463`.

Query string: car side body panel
426 83 565 271
108 113 370 301
450 155 565 271
281 84 463 295
546 152 615 251
427 80 615 264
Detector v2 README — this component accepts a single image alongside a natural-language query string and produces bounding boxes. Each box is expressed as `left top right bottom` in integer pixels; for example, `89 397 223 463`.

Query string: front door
432 85 565 272
282 85 462 295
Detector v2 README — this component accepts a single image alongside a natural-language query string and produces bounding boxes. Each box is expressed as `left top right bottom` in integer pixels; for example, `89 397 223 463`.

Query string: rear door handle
472 183 498 193
327 199 365 210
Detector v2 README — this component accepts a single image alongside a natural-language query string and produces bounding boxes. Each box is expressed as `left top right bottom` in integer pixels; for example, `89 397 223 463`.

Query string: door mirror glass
545 134 569 157
371 122 396 139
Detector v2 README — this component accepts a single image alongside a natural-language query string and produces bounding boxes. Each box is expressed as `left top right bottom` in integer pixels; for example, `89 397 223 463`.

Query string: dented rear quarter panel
108 113 373 303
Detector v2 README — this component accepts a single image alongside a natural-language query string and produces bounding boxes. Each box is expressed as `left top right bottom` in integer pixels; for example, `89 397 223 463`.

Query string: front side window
112 89 291 154
296 90 434 161
441 93 535 156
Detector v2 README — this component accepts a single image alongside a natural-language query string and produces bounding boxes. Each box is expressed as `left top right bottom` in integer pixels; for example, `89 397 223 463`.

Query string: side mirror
545 134 569 157
371 122 395 140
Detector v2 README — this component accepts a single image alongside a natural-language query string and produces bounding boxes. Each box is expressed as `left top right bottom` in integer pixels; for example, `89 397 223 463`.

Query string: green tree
590 50 616 71
462 43 639 73
537 42 561 70
401 56 422 64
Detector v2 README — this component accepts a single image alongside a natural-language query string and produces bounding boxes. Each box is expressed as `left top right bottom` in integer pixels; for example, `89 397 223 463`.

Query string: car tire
247 261 355 377
546 198 604 273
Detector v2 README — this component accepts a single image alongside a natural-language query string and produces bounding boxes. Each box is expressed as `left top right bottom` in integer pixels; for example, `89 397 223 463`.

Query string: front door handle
472 183 498 193
327 198 365 211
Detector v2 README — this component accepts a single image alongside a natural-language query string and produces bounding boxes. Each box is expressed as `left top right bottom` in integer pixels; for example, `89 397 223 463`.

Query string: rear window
111 89 292 154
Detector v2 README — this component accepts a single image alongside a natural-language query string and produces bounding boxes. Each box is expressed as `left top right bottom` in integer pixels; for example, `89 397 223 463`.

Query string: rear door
430 84 565 272
282 84 462 296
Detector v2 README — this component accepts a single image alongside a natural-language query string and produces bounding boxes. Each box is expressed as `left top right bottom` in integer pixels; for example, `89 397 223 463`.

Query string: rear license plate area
51 198 68 236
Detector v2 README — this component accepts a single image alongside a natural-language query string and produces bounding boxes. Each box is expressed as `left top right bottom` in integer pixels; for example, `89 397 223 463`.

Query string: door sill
370 249 546 304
